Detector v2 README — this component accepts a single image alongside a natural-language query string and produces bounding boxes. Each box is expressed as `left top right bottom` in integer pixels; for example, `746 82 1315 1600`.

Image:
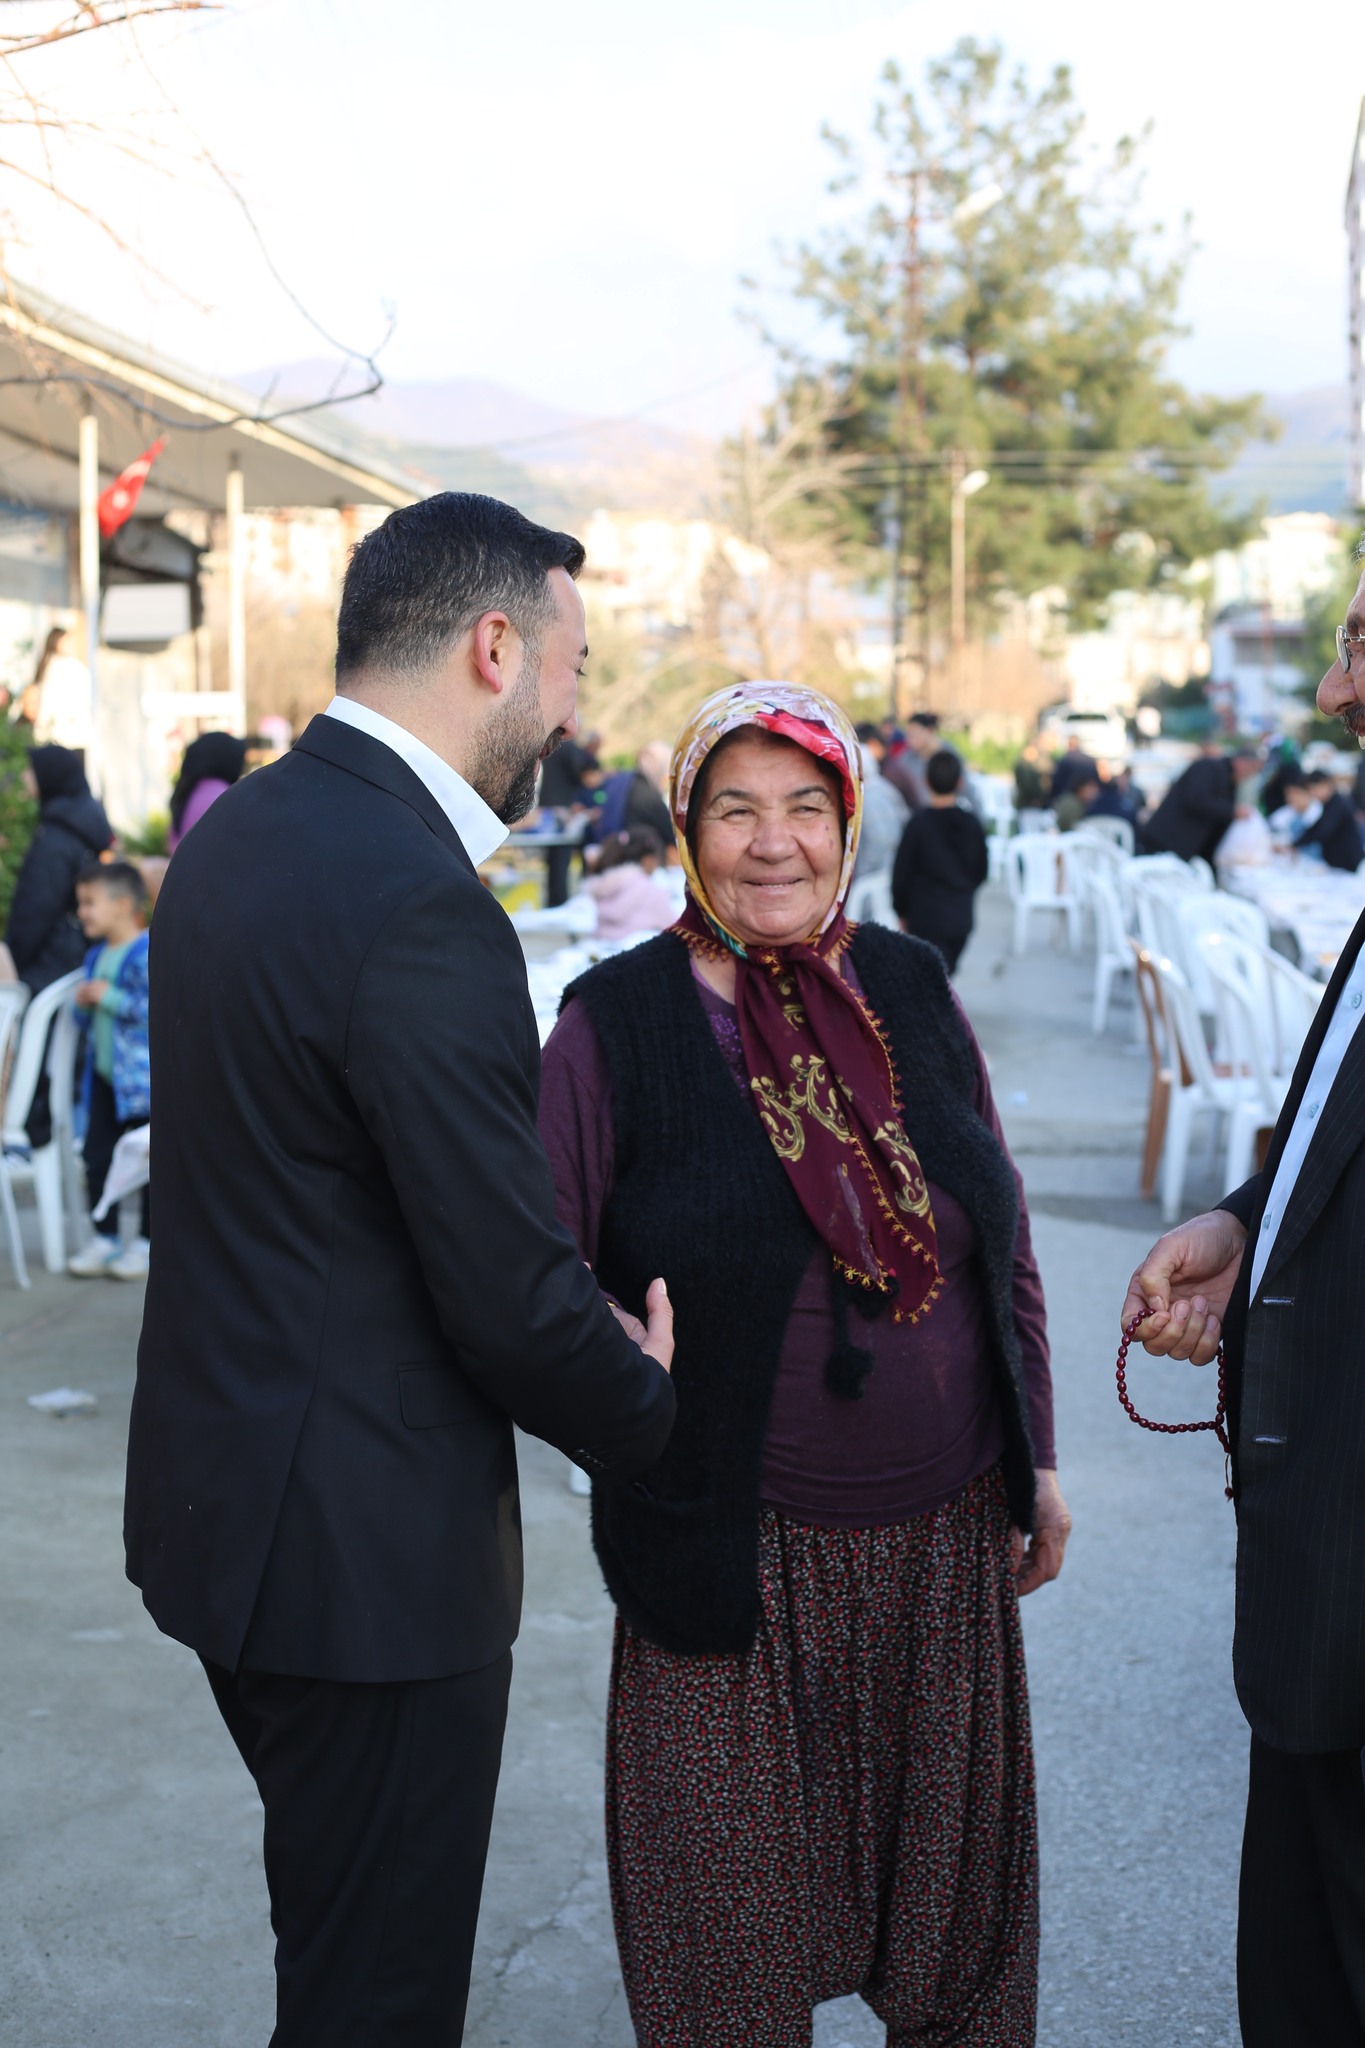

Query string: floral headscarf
667 683 940 1350
670 682 864 952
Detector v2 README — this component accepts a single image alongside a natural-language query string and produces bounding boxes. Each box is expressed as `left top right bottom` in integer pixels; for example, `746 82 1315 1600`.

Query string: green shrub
0 721 37 929
120 812 169 857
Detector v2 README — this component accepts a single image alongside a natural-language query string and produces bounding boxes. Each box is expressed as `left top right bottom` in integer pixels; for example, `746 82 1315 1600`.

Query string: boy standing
890 749 989 974
68 861 150 1279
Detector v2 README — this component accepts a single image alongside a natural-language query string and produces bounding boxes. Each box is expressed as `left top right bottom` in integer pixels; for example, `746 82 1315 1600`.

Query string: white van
1037 706 1129 768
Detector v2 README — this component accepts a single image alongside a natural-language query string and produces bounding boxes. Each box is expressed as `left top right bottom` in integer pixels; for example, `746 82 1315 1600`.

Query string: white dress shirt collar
323 696 508 867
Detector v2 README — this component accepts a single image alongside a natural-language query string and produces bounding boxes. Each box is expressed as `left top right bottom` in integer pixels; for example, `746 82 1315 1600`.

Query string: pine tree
766 38 1267 667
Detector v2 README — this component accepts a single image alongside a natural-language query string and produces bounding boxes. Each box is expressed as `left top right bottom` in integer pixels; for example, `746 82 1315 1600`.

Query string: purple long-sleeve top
539 963 1055 1528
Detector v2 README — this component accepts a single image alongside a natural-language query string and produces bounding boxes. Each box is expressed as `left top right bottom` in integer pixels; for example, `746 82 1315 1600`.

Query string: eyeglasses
1338 623 1365 673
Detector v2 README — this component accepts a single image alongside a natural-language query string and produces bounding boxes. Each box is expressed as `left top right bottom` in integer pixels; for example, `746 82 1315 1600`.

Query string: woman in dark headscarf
5 745 114 1145
6 746 113 993
539 682 1070 2048
168 731 248 851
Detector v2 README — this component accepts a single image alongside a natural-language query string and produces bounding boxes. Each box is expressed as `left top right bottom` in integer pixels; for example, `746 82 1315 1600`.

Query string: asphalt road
0 885 1246 2047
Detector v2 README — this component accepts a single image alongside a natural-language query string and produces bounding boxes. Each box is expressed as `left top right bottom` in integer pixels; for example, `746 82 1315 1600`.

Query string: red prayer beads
1115 1312 1233 1498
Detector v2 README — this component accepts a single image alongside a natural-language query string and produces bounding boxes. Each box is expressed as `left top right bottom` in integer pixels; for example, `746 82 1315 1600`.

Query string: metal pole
226 455 246 730
78 410 100 792
950 448 966 709
890 167 923 723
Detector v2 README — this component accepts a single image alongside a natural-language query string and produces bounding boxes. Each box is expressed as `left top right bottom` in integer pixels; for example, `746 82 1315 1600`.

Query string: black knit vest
566 923 1036 1655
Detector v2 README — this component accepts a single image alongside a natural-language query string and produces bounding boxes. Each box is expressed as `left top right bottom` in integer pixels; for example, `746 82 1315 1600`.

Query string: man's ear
471 612 514 696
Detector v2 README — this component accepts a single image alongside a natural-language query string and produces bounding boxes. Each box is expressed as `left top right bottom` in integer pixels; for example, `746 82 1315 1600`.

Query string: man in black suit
125 494 676 2045
1140 743 1258 863
1121 549 1365 2045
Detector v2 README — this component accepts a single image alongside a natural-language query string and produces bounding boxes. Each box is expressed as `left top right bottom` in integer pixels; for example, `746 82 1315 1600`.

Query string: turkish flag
97 437 165 538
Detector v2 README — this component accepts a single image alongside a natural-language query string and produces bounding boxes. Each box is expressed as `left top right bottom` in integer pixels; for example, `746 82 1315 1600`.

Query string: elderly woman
539 683 1069 2048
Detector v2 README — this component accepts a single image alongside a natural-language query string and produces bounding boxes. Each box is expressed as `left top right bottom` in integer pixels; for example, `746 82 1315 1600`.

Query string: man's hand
1011 1468 1071 1598
607 1277 673 1375
1120 1209 1249 1366
74 978 108 1009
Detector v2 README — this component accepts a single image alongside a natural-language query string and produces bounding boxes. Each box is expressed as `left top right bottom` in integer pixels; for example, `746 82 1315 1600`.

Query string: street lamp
951 461 989 703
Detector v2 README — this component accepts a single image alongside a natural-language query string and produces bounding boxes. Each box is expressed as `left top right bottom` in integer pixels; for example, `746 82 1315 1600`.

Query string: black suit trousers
1239 1735 1365 2047
203 1652 512 2047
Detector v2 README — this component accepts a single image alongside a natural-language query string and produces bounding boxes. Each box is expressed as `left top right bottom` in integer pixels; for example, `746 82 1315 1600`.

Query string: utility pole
1349 97 1365 509
950 457 990 711
78 408 100 794
226 454 246 732
889 165 924 723
948 447 965 707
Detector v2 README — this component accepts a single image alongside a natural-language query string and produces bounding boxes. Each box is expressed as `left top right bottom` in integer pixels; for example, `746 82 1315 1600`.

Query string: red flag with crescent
97 437 165 538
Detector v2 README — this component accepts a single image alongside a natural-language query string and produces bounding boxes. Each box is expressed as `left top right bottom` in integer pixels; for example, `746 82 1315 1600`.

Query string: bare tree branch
0 2 212 59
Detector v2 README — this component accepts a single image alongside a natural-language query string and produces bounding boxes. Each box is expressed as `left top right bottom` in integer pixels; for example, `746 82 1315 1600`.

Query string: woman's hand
1120 1210 1249 1367
1011 1469 1071 1598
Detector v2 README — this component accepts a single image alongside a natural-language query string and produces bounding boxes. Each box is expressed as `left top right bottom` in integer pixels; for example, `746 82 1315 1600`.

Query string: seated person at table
1052 772 1099 834
1282 767 1365 872
68 862 151 1280
585 826 676 940
890 749 989 973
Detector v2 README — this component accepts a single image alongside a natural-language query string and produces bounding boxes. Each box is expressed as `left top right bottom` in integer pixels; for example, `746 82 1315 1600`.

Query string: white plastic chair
847 869 896 928
1132 879 1194 970
48 997 84 1240
1006 838 1081 955
0 983 33 1285
973 778 1017 881
1175 894 1271 1018
1090 871 1133 1033
1119 852 1195 909
1262 950 1324 1075
1061 833 1127 943
1 968 83 1272
1203 944 1291 1191
1080 815 1136 856
1152 956 1257 1224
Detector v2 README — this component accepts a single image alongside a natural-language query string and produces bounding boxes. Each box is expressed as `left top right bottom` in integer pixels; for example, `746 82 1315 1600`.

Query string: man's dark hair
925 749 962 797
335 493 586 682
854 720 882 745
77 859 149 914
909 711 941 731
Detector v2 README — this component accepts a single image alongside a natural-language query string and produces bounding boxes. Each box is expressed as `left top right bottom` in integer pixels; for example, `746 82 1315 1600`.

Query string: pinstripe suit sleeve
1218 1175 1261 1228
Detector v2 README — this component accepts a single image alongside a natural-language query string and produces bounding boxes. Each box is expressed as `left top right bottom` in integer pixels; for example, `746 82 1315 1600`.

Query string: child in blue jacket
69 861 150 1279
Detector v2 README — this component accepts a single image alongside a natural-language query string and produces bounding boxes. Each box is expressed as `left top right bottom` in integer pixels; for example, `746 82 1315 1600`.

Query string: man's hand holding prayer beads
1120 1209 1249 1366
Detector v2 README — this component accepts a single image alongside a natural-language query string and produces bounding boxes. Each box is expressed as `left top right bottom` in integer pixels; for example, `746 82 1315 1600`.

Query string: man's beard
465 654 565 824
1341 701 1365 747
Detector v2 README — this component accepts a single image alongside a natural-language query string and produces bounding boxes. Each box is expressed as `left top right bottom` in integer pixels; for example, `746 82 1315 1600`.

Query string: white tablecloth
1223 858 1365 977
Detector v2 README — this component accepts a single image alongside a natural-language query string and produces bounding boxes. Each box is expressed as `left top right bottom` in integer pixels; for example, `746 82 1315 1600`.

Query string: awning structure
0 282 424 514
0 284 428 762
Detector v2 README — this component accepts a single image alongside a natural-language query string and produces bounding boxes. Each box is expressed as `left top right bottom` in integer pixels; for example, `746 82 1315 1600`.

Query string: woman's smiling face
692 731 846 949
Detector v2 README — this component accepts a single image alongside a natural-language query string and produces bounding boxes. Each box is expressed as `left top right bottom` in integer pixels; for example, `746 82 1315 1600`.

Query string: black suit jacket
1219 906 1365 1750
125 715 674 1683
1142 755 1236 863
1293 791 1364 873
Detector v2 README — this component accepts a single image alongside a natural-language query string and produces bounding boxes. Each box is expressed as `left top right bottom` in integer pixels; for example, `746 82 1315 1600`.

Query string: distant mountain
1223 384 1354 515
235 360 706 481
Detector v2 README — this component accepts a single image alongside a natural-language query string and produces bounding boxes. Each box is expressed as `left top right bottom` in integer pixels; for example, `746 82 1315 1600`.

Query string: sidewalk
0 885 1244 2047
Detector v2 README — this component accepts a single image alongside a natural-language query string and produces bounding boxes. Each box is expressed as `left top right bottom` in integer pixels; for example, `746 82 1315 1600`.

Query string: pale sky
15 0 1365 437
